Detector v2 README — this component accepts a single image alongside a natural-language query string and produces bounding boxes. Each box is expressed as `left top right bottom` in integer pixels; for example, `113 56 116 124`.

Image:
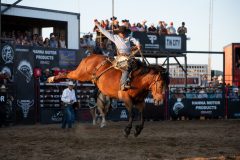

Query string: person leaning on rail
94 19 141 91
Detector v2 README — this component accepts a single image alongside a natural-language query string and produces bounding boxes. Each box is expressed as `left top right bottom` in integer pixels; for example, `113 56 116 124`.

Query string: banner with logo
132 32 160 52
0 43 14 80
144 93 165 120
132 32 186 54
33 47 59 70
169 98 225 118
40 108 63 124
14 45 35 124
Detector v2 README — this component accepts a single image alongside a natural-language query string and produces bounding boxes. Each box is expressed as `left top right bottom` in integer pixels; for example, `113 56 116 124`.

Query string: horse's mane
136 63 169 86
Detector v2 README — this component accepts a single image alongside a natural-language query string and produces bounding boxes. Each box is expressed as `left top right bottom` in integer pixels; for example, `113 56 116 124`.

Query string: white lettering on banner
45 50 57 55
33 50 44 54
195 106 217 110
165 36 181 49
35 55 54 60
0 96 5 102
145 97 154 103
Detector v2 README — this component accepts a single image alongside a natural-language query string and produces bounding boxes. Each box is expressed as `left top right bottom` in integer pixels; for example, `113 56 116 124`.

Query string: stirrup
121 84 131 91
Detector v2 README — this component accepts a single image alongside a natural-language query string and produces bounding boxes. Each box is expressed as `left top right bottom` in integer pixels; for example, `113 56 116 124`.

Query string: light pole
208 0 213 81
111 0 114 31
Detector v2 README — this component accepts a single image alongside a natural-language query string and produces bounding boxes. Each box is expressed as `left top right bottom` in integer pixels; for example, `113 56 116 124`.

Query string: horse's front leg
134 102 145 137
124 107 134 137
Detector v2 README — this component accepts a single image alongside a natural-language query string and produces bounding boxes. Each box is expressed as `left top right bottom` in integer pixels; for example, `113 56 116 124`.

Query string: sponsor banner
0 93 7 105
33 47 58 69
59 49 77 70
227 98 240 118
165 36 182 50
107 107 129 121
0 43 14 80
14 45 35 124
40 108 63 124
132 32 159 51
144 93 165 120
132 32 186 53
169 98 224 118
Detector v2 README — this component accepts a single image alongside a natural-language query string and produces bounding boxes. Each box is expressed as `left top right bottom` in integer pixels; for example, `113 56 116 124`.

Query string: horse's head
149 67 169 106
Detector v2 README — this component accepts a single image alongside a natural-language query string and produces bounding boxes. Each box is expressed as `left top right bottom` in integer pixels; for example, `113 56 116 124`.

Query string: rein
92 57 114 84
149 74 161 91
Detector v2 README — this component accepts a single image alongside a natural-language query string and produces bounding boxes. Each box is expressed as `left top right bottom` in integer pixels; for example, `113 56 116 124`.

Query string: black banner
144 93 165 120
40 108 63 124
132 32 187 54
227 98 240 118
14 45 35 124
33 47 59 70
0 43 14 81
0 93 7 105
169 98 225 118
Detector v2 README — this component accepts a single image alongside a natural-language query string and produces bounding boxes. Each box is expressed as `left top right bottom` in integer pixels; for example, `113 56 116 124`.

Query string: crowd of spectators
170 75 239 99
80 17 188 52
1 30 66 48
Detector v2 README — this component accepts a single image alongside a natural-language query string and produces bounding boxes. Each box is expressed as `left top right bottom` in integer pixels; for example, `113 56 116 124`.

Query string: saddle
112 56 139 71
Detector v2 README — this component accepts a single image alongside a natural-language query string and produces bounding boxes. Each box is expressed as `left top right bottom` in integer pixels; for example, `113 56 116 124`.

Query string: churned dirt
0 120 240 160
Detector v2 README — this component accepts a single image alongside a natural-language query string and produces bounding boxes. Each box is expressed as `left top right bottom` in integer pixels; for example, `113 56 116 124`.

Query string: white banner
165 36 182 50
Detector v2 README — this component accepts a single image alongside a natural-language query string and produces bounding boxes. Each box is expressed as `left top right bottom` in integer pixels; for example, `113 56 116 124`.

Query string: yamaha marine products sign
169 98 224 118
33 47 58 69
14 45 35 124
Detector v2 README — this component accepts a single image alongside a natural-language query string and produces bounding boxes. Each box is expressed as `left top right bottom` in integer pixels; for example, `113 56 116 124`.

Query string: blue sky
2 0 240 71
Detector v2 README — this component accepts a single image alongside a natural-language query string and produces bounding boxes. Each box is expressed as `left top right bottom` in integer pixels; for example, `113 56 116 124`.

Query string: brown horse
48 54 169 137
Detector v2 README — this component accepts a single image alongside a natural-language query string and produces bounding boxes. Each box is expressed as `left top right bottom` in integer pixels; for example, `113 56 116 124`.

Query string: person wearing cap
49 33 58 48
61 81 77 129
94 19 141 90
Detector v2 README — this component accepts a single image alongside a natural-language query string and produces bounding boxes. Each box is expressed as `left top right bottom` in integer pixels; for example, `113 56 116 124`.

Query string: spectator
177 22 187 35
157 21 168 35
38 36 44 47
130 23 138 32
49 34 58 48
167 22 176 35
59 34 66 48
148 23 157 33
43 38 50 47
40 68 52 82
136 23 145 32
80 37 87 48
141 20 148 32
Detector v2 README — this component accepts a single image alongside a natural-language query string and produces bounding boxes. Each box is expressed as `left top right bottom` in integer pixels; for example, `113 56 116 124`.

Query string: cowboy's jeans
62 105 73 129
120 70 130 87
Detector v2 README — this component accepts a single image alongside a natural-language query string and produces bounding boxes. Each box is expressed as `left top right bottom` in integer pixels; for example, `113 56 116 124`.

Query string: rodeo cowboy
94 19 141 91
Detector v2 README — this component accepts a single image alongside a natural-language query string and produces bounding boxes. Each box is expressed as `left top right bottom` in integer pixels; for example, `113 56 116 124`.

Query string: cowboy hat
110 16 117 20
68 81 74 86
113 26 131 35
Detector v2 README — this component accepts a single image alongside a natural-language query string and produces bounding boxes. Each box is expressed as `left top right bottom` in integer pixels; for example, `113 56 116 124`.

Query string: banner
227 98 240 118
132 32 187 54
169 98 225 118
14 45 35 124
0 43 14 81
40 108 63 124
33 47 59 70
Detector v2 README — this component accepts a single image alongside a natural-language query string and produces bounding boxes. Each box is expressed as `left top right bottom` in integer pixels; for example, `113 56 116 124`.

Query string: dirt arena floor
0 120 240 160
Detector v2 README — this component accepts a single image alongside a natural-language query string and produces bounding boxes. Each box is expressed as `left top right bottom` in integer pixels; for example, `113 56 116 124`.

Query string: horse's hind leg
134 102 145 137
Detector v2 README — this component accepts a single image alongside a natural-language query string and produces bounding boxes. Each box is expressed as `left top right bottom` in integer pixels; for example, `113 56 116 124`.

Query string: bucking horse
48 53 169 137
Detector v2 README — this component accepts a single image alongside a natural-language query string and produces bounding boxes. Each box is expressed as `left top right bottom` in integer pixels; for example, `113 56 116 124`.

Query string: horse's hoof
134 125 143 137
47 76 54 83
100 123 106 128
124 126 131 137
